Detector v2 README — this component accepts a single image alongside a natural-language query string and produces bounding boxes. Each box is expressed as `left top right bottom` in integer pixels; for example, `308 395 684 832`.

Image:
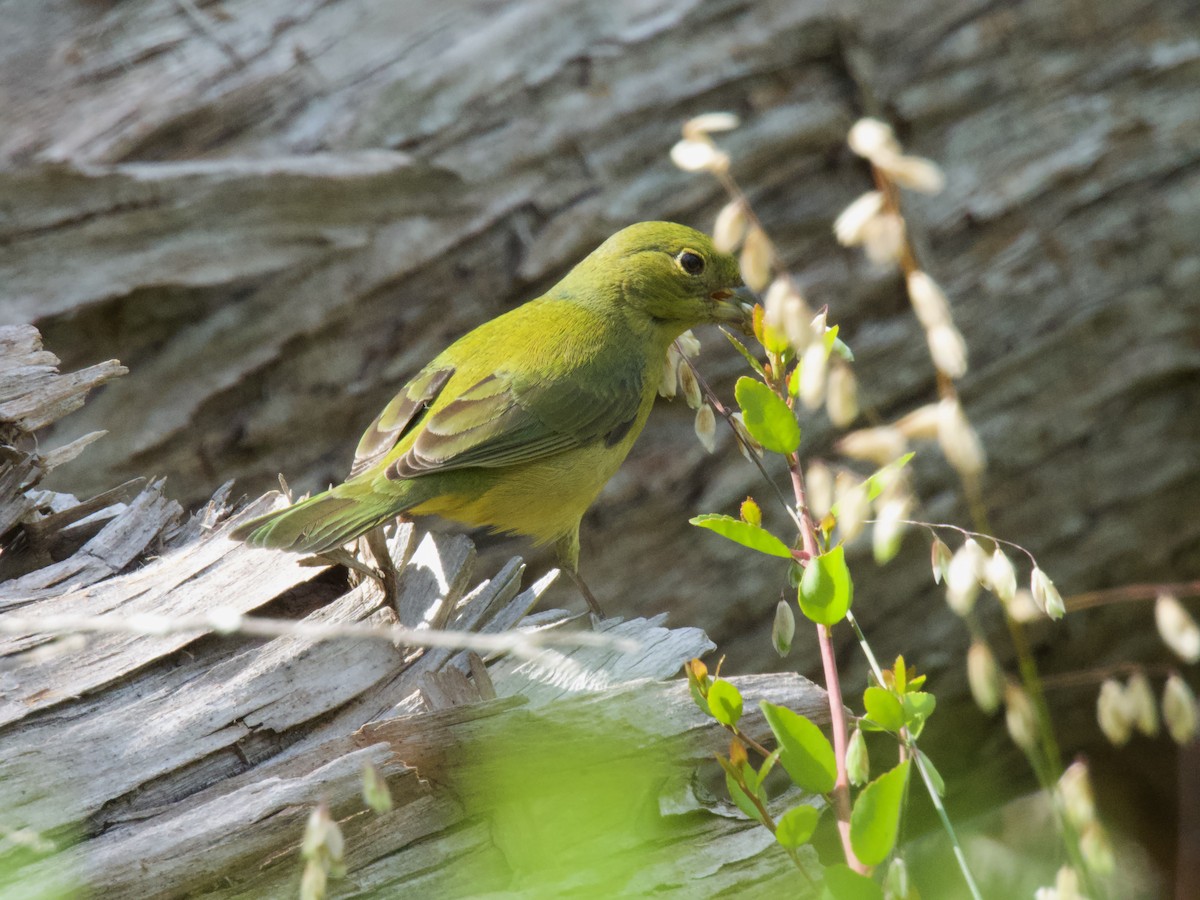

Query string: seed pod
1155 593 1200 663
1004 684 1038 753
967 641 1002 714
1096 678 1134 746
834 191 885 247
713 200 749 253
694 404 717 453
1163 674 1199 745
772 600 796 657
986 548 1017 606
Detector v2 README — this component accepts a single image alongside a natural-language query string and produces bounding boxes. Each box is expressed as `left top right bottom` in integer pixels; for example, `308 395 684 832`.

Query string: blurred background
2 0 1198 895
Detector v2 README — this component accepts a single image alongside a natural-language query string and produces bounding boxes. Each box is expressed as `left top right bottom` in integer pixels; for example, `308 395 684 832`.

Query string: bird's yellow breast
407 389 656 544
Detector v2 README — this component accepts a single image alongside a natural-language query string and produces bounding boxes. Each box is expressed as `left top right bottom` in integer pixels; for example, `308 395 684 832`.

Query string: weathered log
0 327 827 897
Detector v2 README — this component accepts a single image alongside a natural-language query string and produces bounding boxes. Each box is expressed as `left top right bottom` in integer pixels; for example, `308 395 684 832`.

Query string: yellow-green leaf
734 377 801 455
863 686 904 733
759 701 836 794
850 760 911 866
707 679 744 727
798 545 854 625
690 514 793 558
775 804 821 848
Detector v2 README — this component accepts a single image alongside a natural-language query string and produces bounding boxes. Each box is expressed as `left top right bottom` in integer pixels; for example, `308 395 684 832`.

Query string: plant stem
785 449 865 873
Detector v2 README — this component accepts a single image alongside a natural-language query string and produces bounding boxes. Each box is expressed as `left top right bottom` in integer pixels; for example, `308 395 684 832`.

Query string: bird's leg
555 527 606 619
564 567 607 619
361 525 400 605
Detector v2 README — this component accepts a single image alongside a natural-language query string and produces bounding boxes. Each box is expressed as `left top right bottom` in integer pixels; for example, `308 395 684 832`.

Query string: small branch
0 610 638 661
1066 579 1200 612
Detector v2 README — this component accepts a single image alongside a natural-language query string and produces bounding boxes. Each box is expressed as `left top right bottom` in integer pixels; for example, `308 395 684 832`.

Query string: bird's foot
564 568 607 620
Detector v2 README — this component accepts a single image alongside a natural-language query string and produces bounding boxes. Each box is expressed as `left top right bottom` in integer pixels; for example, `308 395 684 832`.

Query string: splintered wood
0 327 829 897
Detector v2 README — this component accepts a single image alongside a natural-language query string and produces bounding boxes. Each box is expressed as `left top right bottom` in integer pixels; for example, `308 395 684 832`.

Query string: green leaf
798 545 854 625
759 701 836 794
722 328 768 380
707 679 744 727
862 453 916 502
775 804 821 848
850 760 911 866
724 770 768 826
821 864 884 900
916 749 945 797
787 365 801 398
901 692 936 737
863 687 904 733
734 377 801 455
689 514 794 558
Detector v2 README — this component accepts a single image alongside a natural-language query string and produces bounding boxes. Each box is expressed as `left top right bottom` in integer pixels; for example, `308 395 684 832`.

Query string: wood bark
0 328 829 896
2 0 1199 891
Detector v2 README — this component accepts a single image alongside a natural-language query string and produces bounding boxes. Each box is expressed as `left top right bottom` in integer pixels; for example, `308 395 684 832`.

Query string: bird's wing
368 359 646 482
350 365 455 477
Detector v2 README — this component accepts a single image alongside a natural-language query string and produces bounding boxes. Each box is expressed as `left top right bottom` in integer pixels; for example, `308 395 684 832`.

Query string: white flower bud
1004 684 1038 753
1058 760 1096 830
834 473 869 543
946 542 981 616
834 191 885 247
873 496 910 564
1008 588 1043 623
937 398 986 476
730 412 763 459
878 154 946 194
683 111 740 139
694 404 717 453
1163 674 1199 745
862 211 907 265
713 200 749 253
1155 593 1200 663
772 600 796 657
679 362 703 410
1097 678 1134 746
658 350 679 398
967 641 1002 714
905 270 952 329
895 403 941 440
847 118 901 162
1126 671 1159 737
799 341 829 411
835 426 907 467
926 323 969 379
1031 567 1065 620
676 329 702 359
764 277 812 351
806 460 834 521
986 548 1017 606
930 536 952 585
740 225 773 292
826 361 859 428
670 138 728 173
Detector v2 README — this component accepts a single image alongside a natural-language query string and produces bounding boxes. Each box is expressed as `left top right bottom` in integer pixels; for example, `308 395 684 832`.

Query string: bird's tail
230 484 401 556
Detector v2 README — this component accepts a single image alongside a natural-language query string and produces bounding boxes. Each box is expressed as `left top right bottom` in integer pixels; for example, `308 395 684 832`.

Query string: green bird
232 221 749 615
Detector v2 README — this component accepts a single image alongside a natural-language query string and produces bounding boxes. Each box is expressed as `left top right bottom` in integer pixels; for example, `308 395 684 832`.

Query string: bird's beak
708 285 757 331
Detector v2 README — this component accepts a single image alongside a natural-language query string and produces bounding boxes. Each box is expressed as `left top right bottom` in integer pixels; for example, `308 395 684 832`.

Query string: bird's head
564 221 752 334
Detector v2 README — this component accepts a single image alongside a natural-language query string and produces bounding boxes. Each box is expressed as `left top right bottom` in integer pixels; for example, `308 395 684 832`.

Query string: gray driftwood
0 329 826 896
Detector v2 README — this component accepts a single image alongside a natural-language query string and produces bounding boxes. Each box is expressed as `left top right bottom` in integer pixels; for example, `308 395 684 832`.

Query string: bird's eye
676 250 705 276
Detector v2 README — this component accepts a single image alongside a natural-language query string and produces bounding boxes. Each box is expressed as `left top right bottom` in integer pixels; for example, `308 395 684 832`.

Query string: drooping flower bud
694 404 717 453
1155 593 1200 663
986 547 1018 606
1004 684 1038 752
1096 678 1134 746
772 600 796 657
713 200 749 253
1163 674 1199 745
967 641 1002 714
